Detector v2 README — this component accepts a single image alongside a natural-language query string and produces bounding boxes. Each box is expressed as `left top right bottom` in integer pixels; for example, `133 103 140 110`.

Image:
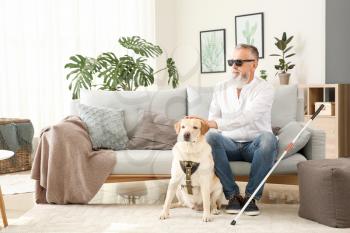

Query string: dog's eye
181 126 185 129
193 126 198 129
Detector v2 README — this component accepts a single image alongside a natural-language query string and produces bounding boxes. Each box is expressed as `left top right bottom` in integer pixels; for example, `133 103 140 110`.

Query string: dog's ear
174 121 181 134
200 120 209 135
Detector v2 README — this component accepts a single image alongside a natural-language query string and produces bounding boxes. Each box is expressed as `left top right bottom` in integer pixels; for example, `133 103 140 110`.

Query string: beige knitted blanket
31 116 116 204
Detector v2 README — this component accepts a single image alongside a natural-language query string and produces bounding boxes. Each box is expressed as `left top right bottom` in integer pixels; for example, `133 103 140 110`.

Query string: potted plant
259 69 268 80
64 36 179 99
270 32 296 85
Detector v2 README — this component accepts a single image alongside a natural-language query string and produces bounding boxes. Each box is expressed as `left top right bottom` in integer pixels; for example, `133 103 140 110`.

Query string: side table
0 150 15 227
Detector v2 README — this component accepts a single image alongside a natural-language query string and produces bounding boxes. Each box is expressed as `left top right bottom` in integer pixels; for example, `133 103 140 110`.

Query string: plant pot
278 73 291 85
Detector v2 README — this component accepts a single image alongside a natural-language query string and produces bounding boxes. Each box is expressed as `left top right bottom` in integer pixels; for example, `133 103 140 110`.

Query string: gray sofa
71 84 325 184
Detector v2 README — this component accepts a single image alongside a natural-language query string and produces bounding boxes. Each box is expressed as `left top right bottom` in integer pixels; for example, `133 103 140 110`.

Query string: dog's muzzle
183 132 191 141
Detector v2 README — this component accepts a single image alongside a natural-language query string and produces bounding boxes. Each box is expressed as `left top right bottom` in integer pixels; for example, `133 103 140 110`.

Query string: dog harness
179 161 200 195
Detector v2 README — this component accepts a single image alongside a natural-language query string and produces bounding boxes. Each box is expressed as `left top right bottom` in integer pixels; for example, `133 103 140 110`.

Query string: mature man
188 44 277 216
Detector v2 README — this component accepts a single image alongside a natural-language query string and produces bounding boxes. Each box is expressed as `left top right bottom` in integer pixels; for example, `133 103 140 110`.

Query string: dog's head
174 118 209 143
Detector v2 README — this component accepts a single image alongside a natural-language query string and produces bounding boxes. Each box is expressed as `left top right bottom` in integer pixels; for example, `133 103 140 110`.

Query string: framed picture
200 29 226 73
235 12 264 58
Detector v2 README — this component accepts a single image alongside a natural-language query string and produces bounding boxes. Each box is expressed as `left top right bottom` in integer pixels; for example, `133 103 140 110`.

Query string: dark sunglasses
227 59 255 67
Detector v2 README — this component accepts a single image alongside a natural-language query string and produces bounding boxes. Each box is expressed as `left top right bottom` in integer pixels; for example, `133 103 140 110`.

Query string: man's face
231 48 258 87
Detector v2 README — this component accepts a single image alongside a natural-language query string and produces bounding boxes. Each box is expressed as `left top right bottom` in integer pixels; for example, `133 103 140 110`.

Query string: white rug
1 204 347 233
0 174 35 195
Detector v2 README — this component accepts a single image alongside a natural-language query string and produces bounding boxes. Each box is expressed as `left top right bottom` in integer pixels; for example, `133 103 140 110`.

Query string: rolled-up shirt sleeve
209 85 274 131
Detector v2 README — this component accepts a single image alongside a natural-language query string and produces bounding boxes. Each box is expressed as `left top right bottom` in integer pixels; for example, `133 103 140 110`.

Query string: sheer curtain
0 0 155 135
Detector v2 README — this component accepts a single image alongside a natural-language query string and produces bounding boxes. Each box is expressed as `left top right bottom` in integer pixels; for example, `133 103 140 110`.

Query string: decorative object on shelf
200 29 226 73
235 12 264 58
314 102 335 116
0 118 33 174
65 36 179 99
270 32 296 85
260 69 267 80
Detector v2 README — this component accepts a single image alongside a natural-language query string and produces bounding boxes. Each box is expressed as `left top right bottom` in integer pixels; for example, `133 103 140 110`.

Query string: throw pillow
77 103 128 150
187 86 214 119
271 84 298 128
276 121 311 160
127 111 177 150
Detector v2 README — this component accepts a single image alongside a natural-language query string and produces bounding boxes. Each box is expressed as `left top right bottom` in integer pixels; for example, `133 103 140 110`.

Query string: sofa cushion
277 121 311 160
187 86 214 118
229 153 306 176
77 103 128 150
80 88 187 137
271 84 298 128
127 111 177 150
111 150 173 175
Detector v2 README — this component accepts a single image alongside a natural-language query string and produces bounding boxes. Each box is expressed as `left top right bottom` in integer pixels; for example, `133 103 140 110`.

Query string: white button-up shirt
208 76 274 142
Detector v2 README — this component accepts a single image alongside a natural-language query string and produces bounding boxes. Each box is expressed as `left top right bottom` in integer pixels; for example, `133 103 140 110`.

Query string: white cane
231 104 325 225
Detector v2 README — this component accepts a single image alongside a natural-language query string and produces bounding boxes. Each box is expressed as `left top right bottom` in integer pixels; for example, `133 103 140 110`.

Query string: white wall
154 0 177 89
155 0 325 88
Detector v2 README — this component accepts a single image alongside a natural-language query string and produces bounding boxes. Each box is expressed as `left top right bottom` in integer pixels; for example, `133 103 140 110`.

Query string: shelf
299 84 350 159
305 115 336 118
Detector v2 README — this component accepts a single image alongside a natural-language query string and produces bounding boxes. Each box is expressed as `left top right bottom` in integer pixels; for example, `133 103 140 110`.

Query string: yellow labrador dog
159 118 223 222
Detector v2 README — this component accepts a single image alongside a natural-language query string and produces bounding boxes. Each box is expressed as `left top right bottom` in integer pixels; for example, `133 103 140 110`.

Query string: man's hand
185 115 218 129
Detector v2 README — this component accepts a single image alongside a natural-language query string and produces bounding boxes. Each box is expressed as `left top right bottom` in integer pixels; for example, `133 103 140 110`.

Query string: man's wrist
207 120 218 129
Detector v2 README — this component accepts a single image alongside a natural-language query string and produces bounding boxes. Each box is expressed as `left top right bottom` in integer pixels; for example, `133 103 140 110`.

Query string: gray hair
235 44 259 60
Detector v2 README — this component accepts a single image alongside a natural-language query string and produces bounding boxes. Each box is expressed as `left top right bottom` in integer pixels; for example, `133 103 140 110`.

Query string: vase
278 73 291 85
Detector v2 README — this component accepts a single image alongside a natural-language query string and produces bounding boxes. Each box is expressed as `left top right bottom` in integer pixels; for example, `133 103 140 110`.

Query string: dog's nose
183 132 191 141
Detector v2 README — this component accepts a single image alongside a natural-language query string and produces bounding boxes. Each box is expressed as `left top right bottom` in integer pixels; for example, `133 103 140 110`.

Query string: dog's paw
159 211 169 220
212 208 220 215
202 213 213 222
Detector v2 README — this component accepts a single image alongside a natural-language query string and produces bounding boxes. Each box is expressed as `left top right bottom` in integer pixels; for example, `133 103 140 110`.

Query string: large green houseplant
270 32 296 85
65 36 179 99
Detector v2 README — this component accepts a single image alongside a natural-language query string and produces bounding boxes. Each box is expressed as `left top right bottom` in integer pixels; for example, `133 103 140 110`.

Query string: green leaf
286 36 294 44
270 54 281 56
285 53 296 58
282 32 287 41
64 63 79 69
288 64 295 69
65 69 79 80
118 36 162 58
284 46 293 53
166 58 179 88
64 54 95 99
281 41 287 50
276 41 283 50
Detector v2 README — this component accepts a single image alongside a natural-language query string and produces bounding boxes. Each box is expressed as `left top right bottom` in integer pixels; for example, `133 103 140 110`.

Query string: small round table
0 150 14 227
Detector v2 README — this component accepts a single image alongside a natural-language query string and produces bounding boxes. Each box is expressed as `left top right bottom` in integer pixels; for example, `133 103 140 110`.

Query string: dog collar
179 161 200 195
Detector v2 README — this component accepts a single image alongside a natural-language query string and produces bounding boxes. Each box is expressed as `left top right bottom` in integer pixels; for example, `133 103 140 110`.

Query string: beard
232 72 249 88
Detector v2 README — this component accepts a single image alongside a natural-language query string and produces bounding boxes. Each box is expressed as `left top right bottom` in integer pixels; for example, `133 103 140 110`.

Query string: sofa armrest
300 125 326 160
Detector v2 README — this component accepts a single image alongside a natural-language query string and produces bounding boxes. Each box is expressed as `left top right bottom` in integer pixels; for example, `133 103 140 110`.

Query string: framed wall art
235 12 264 58
200 29 226 73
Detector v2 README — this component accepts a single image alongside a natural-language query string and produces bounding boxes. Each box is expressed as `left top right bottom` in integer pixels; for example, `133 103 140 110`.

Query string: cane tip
231 220 236 225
